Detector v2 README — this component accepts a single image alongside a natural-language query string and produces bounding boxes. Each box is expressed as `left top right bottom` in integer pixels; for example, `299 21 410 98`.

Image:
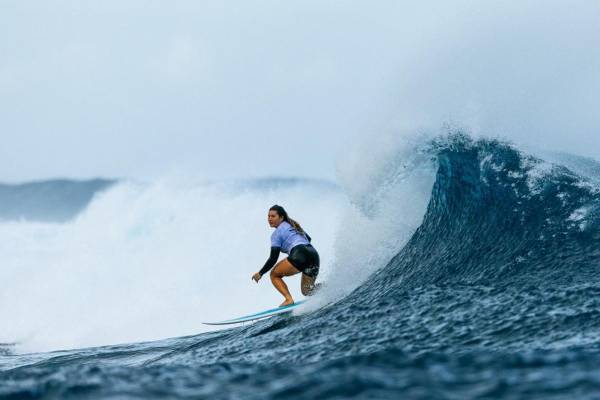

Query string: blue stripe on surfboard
203 300 306 325
224 300 306 322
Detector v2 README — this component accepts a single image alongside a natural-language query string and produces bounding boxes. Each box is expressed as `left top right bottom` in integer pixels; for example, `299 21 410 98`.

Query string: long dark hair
270 205 305 235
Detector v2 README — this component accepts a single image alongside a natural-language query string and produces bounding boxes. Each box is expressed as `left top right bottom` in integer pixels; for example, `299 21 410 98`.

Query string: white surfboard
203 300 307 326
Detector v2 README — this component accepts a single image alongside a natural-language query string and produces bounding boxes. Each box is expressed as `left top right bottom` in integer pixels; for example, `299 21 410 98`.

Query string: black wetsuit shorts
288 244 320 278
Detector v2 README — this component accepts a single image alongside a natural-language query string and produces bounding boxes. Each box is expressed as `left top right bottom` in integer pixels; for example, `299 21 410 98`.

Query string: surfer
252 205 320 307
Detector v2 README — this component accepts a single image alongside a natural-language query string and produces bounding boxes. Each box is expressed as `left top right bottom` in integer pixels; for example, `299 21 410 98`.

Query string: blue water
3 133 600 399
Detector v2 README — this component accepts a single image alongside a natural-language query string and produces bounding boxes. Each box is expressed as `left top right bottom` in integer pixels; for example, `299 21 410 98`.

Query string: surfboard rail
203 300 307 326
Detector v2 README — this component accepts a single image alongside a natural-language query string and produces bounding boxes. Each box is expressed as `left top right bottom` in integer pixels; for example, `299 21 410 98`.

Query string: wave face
3 134 600 399
375 134 600 290
0 179 115 222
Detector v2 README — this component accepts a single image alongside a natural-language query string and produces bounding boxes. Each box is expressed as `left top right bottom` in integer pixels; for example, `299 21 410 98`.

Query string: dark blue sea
3 133 600 399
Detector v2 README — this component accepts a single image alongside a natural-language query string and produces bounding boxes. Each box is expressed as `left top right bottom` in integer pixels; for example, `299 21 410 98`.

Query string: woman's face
268 210 284 228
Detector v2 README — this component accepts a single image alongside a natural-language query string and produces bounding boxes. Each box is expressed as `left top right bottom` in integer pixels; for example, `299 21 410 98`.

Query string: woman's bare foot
279 298 294 307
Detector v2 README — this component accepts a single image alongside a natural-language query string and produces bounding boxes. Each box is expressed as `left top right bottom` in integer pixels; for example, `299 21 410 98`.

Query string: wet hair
269 205 305 234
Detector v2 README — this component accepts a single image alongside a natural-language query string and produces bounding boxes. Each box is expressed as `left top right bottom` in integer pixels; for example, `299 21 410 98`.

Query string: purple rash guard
270 221 309 254
258 221 310 276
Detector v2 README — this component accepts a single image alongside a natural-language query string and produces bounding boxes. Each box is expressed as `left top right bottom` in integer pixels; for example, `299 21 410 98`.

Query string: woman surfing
252 205 320 307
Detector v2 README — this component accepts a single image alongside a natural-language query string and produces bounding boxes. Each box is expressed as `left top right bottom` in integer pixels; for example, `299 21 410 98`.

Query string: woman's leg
301 274 316 296
270 258 301 306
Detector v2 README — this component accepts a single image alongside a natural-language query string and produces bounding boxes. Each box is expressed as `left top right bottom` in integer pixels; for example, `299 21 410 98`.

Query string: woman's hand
252 272 262 283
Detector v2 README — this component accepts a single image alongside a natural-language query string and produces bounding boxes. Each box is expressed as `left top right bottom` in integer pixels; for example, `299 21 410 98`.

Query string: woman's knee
270 267 282 280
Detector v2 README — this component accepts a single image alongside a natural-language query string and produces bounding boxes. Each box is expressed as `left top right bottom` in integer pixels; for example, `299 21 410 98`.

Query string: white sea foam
311 131 436 307
0 177 346 353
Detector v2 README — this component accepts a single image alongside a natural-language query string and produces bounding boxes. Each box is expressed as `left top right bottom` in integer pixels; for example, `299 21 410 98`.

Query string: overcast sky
1 1 599 182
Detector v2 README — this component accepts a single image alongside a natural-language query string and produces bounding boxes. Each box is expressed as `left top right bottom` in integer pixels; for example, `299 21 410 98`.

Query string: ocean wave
4 133 600 398
366 133 600 291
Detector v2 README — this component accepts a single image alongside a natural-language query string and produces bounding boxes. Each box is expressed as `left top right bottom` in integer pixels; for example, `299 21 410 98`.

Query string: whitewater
0 178 346 352
3 131 600 399
0 152 432 354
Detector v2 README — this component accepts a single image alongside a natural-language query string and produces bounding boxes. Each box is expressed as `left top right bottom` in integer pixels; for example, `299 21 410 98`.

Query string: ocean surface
3 133 600 399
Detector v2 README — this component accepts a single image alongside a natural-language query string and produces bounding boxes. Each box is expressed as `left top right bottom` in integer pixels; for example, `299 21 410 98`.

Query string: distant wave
0 177 340 223
231 176 339 192
0 179 116 222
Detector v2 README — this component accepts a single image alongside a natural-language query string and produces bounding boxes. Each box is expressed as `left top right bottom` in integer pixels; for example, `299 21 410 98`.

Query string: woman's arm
258 247 281 276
